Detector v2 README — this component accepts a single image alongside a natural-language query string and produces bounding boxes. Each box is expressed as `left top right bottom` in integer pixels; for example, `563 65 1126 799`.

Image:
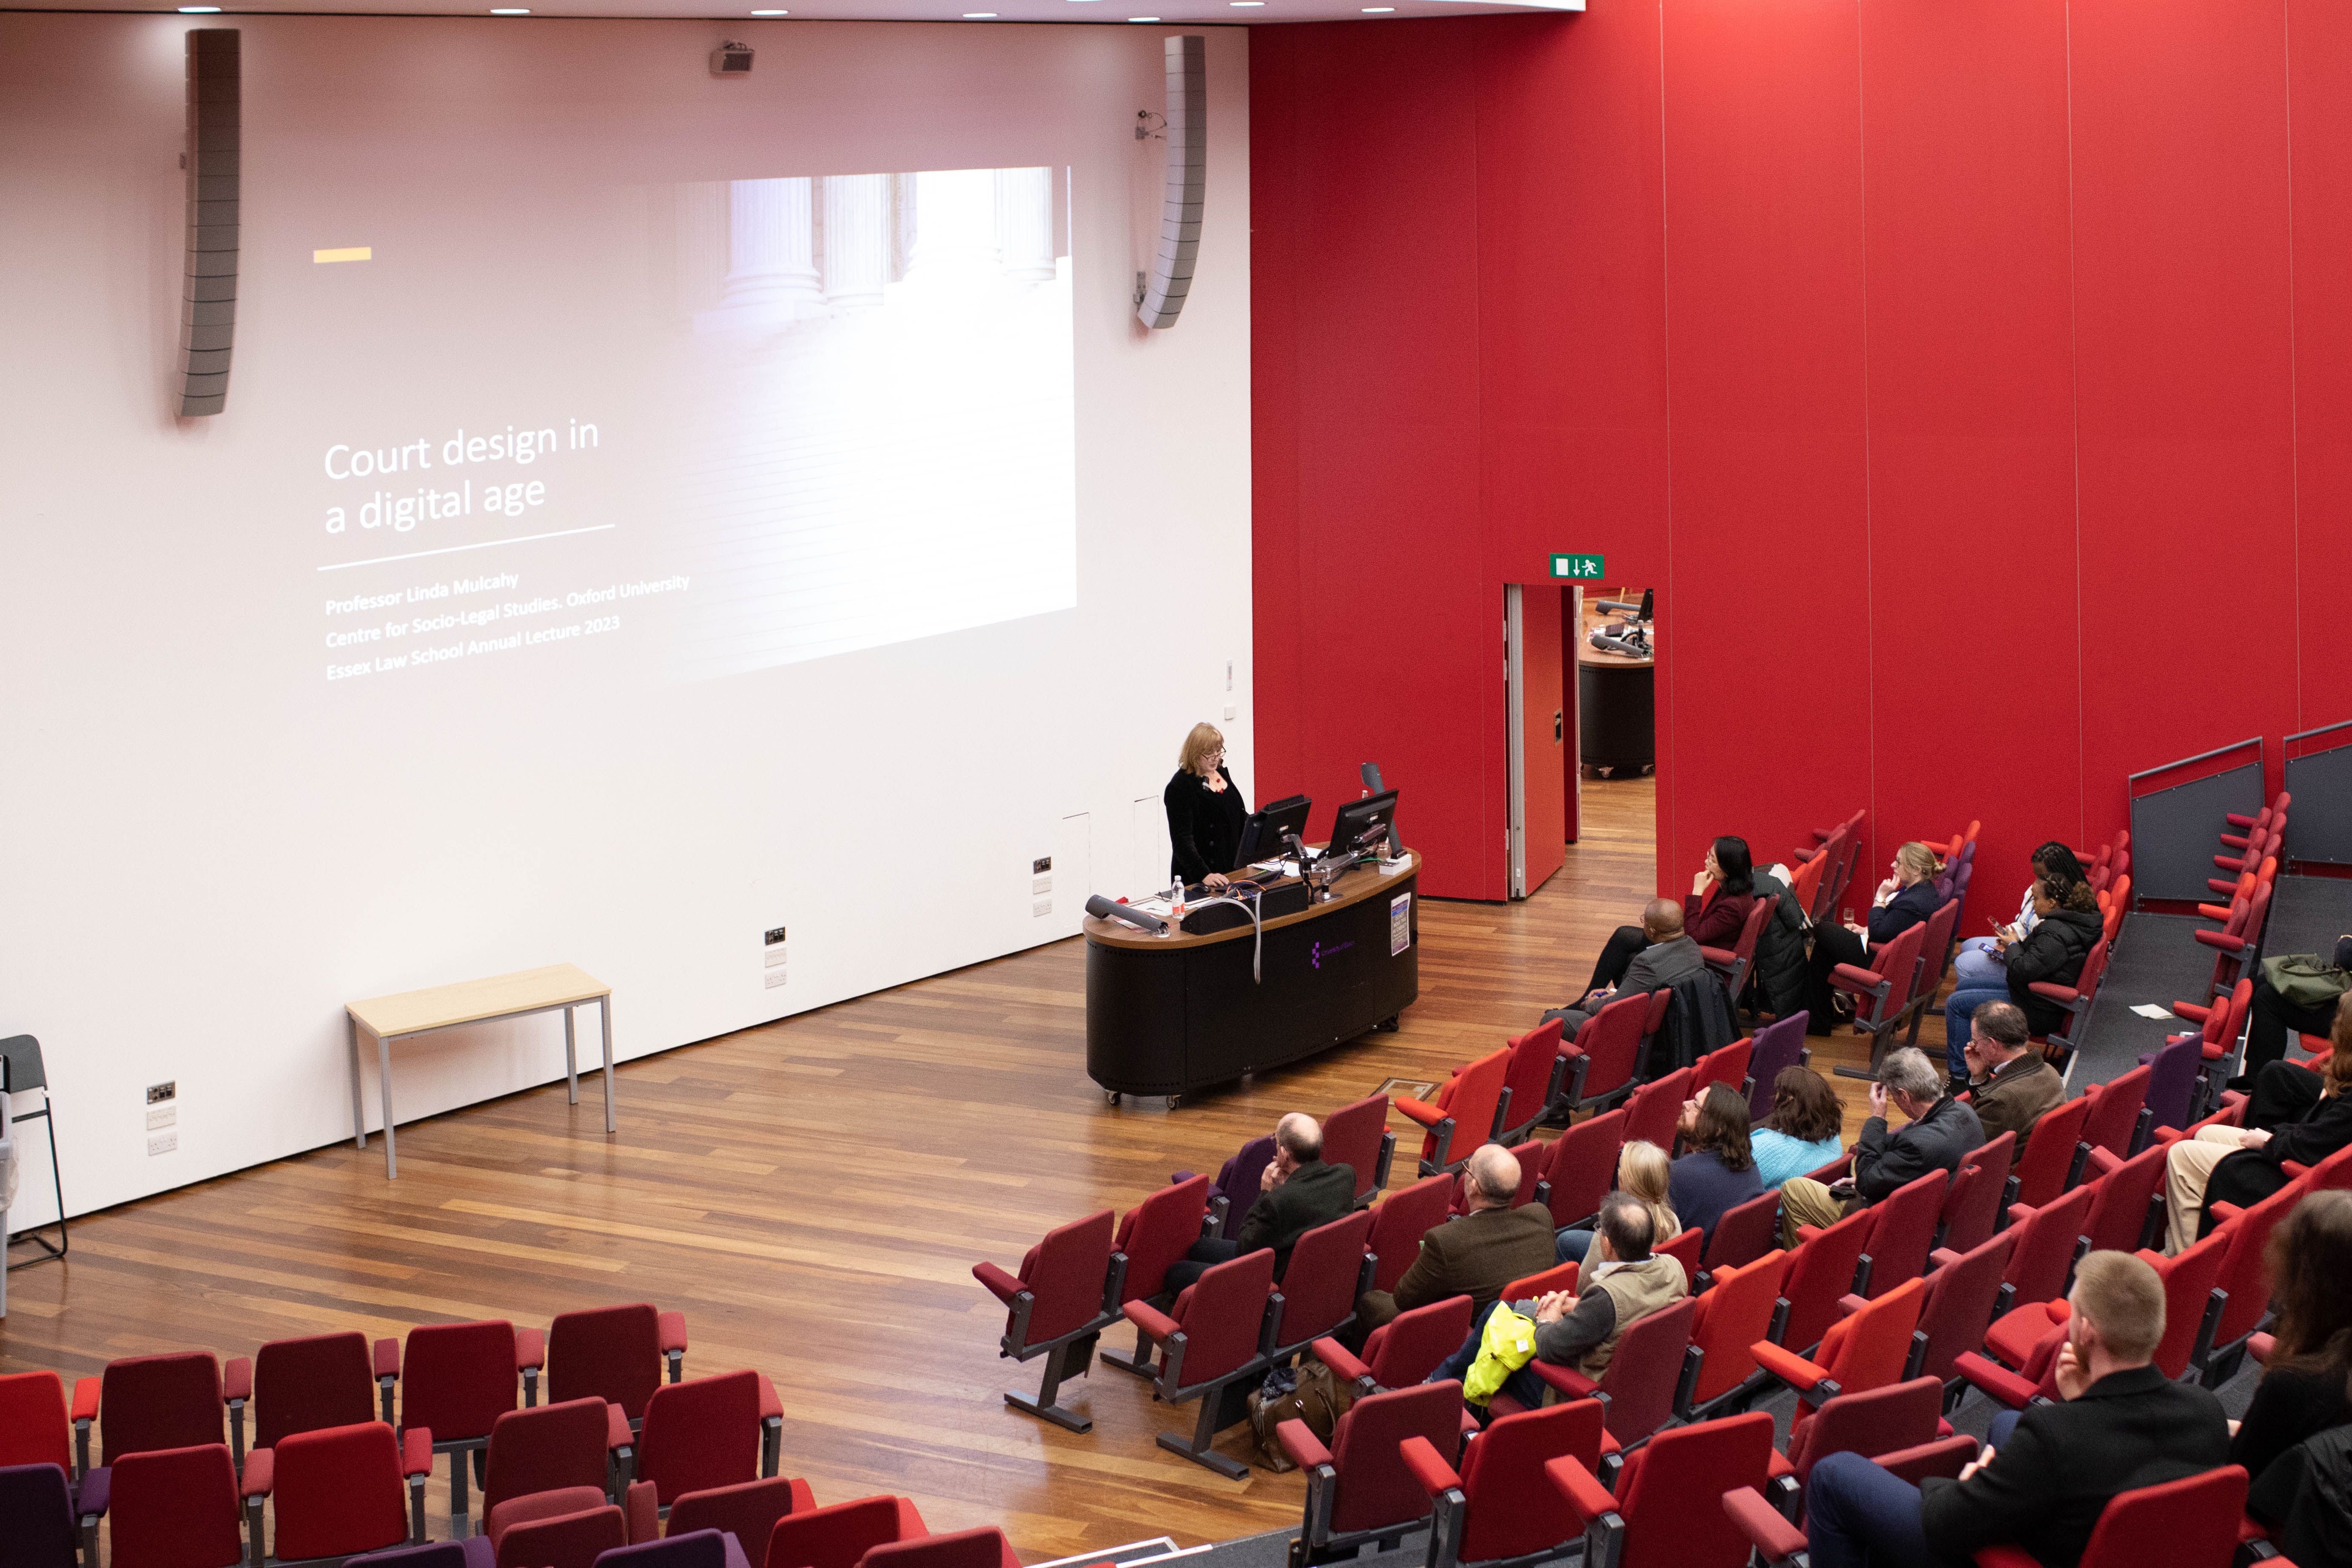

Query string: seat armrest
754 1372 783 1422
1123 1300 1181 1341
240 1448 276 1501
657 1311 689 1360
1954 1352 2037 1408
627 1481 659 1545
1837 1292 1870 1318
607 1403 634 1451
2194 931 2245 952
1276 1418 1333 1471
401 1427 434 1477
1750 1340 1831 1392
1529 1360 1600 1400
1723 1486 1807 1561
71 1378 99 1423
223 1357 253 1403
2249 1332 2276 1366
1310 1337 1371 1384
1830 964 1884 993
1399 1436 1464 1499
1928 1247 1963 1271
1395 1098 1446 1129
74 1467 110 1521
373 1338 401 1380
2027 982 2080 1003
1543 1456 1618 1524
2210 1201 2246 1225
2083 1146 2122 1179
973 1261 1027 1307
1698 945 1736 966
515 1327 547 1373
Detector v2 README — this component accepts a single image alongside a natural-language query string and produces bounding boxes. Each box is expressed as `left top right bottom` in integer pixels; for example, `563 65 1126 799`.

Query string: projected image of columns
655 165 1076 680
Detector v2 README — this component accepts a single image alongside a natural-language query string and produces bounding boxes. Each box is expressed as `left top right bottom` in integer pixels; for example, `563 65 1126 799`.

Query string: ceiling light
751 7 787 12
177 5 222 10
489 8 529 12
1361 5 1394 9
963 11 997 15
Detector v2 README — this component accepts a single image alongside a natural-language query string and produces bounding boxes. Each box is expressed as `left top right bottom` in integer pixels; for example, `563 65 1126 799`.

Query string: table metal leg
379 1032 398 1179
564 1005 579 1106
348 1013 367 1150
601 994 616 1134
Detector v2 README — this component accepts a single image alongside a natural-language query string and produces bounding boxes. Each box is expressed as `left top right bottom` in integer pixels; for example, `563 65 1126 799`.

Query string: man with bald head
1162 1112 1356 1292
1543 897 1708 1037
1356 1141 1555 1332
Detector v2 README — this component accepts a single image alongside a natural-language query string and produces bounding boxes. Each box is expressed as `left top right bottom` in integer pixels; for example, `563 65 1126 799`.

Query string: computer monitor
1327 789 1399 859
1637 587 1654 623
1235 794 1313 866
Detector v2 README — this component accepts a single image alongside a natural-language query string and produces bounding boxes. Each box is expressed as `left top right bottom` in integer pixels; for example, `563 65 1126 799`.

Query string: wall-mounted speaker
1136 34 1204 330
178 28 239 418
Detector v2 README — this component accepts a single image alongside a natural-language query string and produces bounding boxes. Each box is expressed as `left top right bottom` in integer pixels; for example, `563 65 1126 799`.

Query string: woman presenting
1165 722 1247 892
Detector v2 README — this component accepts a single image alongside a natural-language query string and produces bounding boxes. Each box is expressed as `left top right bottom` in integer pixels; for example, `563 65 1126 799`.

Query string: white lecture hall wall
0 12 1251 1218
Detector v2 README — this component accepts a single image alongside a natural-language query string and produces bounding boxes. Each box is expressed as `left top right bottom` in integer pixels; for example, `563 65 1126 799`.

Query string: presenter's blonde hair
1179 723 1226 777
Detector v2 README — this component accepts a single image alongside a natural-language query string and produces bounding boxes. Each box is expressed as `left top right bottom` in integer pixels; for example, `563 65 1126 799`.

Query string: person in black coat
1163 722 1247 890
1939 876 2102 1087
1807 841 1945 1034
1163 1112 1355 1291
2234 1191 2352 1510
1802 1249 2230 1568
2163 1001 2352 1250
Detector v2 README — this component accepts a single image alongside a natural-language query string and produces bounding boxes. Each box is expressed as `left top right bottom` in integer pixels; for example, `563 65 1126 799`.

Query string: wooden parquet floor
0 778 1899 1557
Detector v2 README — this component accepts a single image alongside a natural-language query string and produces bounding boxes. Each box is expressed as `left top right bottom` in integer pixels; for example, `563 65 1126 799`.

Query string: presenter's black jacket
1916 1363 2230 1568
1166 766 1247 884
2003 907 2103 1035
1233 1158 1356 1280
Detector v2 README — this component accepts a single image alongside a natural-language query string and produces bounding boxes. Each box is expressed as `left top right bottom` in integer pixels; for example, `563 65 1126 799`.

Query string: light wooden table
347 964 613 1179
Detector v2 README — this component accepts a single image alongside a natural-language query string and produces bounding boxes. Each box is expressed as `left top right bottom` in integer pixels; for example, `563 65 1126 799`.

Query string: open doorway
1506 581 1657 900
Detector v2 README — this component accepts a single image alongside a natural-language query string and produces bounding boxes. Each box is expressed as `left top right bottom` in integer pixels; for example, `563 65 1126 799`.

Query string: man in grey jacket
1781 1047 1984 1241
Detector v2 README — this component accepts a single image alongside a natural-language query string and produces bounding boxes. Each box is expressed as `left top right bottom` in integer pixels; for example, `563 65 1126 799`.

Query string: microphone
1087 894 1167 934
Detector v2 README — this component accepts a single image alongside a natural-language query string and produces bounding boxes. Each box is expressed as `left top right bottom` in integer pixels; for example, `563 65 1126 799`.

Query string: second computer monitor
1327 789 1399 858
1236 794 1313 867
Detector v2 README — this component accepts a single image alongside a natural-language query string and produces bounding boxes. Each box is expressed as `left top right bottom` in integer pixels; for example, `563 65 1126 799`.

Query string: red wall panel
1653 0 1871 893
2289 0 2352 734
2070 0 2299 846
1857 0 2079 921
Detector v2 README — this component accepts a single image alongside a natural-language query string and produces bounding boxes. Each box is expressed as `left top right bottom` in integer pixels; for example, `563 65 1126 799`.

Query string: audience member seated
1542 898 1707 1037
2237 1190 2352 1524
1551 1138 1680 1267
2164 1000 2352 1252
1807 842 1945 1036
1959 1001 2064 1165
1750 1066 1848 1190
1667 1084 1766 1249
1436 1193 1689 1411
1683 835 1760 948
1940 872 2101 1090
1800 1249 2229 1568
2233 933 2352 1090
1950 842 2087 991
1357 1143 1555 1331
1781 1048 1983 1245
1163 1112 1354 1292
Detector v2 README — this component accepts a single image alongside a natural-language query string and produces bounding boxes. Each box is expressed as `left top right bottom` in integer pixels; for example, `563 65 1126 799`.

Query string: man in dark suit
1356 1143 1556 1330
1800 1249 2230 1568
1162 1112 1355 1292
1545 899 1710 1037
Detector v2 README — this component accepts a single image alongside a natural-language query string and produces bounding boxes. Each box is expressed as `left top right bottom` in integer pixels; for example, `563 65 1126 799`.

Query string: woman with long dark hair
1685 835 1759 949
2239 1190 2352 1523
1667 1082 1765 1246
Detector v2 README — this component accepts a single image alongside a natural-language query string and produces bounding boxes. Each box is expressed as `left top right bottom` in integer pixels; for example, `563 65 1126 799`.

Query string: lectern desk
347 963 612 1178
1084 851 1420 1105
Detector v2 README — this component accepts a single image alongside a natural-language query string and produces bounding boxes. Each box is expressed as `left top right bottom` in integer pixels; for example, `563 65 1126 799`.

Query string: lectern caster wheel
1105 1091 1120 1106
1377 1015 1401 1033
1167 1095 1182 1110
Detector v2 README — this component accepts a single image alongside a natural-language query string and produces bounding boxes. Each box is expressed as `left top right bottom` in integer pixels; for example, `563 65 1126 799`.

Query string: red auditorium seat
1399 1048 1513 1177
1366 1175 1454 1296
1495 1017 1570 1144
1912 1228 2019 1404
635 1475 812 1552
1828 920 1927 1074
396 1320 542 1520
971 1207 1125 1432
1934 1132 2014 1255
1504 1295 1698 1447
1120 1247 1281 1477
481 1396 630 1521
1684 1249 1791 1419
106 1443 244 1568
1701 1187 1783 1276
1266 1209 1378 1362
544 1304 690 1429
1277 1381 1462 1568
1547 1410 1777 1568
1619 1070 1690 1161
1973 1465 2249 1568
1539 1109 1625 1232
248 1332 401 1459
1750 1278 1928 1445
628 1369 782 1506
1315 1295 1476 1399
1778 1205 1879 1355
1699 899 1773 1011
1098 1174 1218 1377
240 1418 432 1563
1401 1400 1615 1568
1854 1170 1947 1299
1554 995 1651 1118
1321 1093 1398 1207
1996 1181 2097 1317
2007 1093 2092 1210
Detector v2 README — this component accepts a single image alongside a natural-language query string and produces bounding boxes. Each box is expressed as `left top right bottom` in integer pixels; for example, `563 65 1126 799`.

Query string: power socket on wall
147 1105 177 1131
148 1131 177 1156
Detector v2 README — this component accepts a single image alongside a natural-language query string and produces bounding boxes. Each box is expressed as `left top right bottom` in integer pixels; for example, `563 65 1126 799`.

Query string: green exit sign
1549 553 1605 581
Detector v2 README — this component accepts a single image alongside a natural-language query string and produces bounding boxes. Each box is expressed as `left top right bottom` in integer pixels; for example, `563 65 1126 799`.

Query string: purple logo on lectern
1311 939 1355 970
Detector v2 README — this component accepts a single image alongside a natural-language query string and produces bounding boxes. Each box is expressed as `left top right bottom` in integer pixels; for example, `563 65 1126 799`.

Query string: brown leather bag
1247 1356 1354 1472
